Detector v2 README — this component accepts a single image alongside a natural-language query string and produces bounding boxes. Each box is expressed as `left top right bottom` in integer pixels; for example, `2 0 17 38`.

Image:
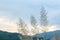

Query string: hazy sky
0 0 60 26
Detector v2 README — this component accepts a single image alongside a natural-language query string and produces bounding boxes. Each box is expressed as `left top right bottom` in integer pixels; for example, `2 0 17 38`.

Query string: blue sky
0 0 60 26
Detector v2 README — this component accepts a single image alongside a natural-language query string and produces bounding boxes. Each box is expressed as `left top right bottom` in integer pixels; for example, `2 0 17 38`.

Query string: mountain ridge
0 30 60 40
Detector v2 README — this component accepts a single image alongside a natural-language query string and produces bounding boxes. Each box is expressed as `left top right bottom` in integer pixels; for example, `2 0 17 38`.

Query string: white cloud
0 17 16 27
0 17 17 33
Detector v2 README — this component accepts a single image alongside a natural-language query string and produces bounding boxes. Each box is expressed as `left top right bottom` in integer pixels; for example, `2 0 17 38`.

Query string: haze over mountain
0 17 60 36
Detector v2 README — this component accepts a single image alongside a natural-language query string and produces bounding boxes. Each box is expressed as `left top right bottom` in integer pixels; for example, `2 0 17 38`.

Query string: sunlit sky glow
0 0 60 32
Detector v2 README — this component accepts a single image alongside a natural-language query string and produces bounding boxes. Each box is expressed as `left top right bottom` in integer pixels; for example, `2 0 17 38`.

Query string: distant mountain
0 30 60 40
33 30 60 40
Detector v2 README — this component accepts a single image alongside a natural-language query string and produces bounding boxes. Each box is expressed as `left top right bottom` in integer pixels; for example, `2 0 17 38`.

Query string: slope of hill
33 30 60 40
0 30 20 40
0 30 60 40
